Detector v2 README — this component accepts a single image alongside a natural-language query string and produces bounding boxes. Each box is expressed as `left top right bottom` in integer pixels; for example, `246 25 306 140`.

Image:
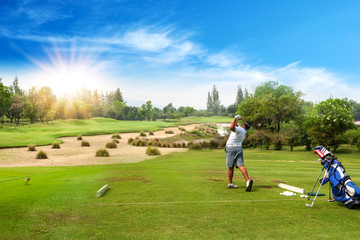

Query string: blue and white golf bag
313 146 360 209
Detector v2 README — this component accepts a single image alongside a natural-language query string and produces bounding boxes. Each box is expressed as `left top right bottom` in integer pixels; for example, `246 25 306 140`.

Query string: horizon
1 0 360 109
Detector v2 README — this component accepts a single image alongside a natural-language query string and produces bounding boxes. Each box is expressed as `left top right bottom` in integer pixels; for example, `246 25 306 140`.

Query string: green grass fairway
1 146 360 239
0 116 232 148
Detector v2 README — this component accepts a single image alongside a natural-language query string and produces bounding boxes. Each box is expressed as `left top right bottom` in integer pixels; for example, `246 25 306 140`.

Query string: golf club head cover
313 146 334 159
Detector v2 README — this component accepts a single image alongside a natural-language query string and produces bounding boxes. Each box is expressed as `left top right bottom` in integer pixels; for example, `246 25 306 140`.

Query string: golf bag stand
313 146 360 209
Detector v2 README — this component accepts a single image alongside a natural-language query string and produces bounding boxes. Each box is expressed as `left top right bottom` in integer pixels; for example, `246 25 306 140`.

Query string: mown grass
1 146 360 239
0 116 232 148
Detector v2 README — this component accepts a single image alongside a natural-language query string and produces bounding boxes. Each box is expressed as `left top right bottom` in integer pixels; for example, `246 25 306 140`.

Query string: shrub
146 147 161 156
189 143 202 151
28 144 36 151
52 142 61 149
139 131 147 137
178 127 186 131
149 132 154 135
81 141 90 147
128 138 134 144
36 151 48 159
274 140 283 151
165 130 174 134
105 142 117 148
96 149 110 157
112 139 119 143
209 140 219 149
111 134 121 139
77 135 83 140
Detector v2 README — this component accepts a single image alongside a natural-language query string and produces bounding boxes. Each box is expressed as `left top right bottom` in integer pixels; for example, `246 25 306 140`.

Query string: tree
235 85 244 106
349 99 360 121
163 103 176 119
238 81 303 132
141 100 153 120
183 106 195 116
37 87 56 123
7 94 25 124
207 85 221 115
0 78 12 122
113 100 126 120
305 98 355 152
23 87 38 124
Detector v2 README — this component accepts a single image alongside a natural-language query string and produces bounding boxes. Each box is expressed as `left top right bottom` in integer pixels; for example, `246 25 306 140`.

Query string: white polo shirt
226 126 247 147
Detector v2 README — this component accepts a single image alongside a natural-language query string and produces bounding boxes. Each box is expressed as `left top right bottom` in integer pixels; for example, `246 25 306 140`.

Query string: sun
28 45 110 96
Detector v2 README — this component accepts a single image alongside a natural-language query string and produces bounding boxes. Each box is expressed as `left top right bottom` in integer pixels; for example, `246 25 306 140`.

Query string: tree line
0 76 198 124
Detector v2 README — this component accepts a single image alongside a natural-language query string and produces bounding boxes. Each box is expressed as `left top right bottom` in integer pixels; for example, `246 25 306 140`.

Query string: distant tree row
0 76 196 124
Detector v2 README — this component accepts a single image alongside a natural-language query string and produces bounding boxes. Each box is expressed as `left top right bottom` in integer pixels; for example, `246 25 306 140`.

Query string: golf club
307 166 324 201
306 169 328 207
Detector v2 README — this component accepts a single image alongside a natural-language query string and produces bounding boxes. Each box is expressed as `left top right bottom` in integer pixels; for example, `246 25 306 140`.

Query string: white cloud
206 51 243 67
120 28 173 52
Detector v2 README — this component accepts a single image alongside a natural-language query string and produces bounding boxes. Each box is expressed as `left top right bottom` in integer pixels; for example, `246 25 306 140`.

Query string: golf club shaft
309 169 328 206
308 167 324 201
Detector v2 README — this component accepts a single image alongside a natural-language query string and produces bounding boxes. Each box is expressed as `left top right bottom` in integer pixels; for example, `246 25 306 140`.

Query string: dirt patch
0 124 201 167
207 178 224 182
272 180 287 183
107 176 151 183
259 186 272 189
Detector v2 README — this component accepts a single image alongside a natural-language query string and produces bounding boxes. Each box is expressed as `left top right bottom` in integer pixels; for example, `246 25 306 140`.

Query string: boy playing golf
225 115 253 191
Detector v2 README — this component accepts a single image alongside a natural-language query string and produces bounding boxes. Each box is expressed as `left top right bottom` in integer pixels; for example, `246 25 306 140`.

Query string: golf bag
313 146 360 209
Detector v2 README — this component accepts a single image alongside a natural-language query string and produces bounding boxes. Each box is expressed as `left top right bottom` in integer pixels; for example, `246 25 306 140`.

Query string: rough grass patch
52 142 61 149
28 144 36 151
36 151 48 159
77 135 83 140
105 141 117 148
139 131 147 137
149 131 154 135
81 141 90 147
165 130 174 134
111 134 121 139
146 147 161 156
95 149 110 157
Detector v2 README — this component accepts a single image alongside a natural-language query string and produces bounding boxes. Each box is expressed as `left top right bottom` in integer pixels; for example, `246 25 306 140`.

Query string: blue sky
1 0 360 109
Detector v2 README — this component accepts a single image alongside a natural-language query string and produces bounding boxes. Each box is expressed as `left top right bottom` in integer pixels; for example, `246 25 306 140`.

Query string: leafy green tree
238 81 303 132
113 100 126 120
7 94 25 124
349 99 360 121
0 78 12 122
207 85 221 115
141 100 153 120
235 85 244 106
23 87 38 124
305 98 355 151
163 103 176 119
37 87 56 123
183 106 195 116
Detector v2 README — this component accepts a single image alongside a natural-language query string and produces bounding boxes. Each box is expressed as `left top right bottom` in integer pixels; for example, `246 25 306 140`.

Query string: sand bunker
0 124 200 167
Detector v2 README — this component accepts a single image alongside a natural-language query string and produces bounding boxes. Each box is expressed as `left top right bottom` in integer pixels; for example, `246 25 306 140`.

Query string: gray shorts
226 146 244 168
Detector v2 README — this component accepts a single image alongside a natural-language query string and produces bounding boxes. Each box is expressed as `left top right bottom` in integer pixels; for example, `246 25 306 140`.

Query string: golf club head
305 203 313 207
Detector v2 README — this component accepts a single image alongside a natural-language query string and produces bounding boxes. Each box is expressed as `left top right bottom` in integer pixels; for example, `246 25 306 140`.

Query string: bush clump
96 149 110 157
149 131 154 135
178 127 186 131
146 147 161 156
111 134 121 139
189 143 202 151
139 131 147 137
36 151 48 159
28 144 36 151
112 139 119 143
165 130 174 134
77 135 83 140
81 141 90 147
52 142 61 149
105 141 117 149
